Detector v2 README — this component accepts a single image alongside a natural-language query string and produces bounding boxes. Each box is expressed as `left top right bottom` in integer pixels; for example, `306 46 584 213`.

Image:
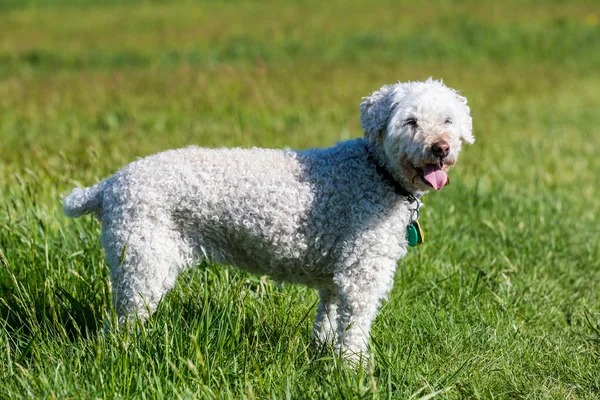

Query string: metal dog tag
406 220 424 247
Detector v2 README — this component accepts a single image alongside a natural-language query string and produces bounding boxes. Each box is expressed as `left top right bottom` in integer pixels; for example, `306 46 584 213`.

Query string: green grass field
1 0 600 398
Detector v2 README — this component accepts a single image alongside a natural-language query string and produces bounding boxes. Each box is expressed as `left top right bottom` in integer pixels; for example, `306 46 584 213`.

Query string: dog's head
360 78 473 193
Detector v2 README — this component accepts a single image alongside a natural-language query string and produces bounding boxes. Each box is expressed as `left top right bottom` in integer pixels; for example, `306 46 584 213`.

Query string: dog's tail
63 180 107 218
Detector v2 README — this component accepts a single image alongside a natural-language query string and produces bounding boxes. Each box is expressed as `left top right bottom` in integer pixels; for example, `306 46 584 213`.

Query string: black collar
369 153 420 205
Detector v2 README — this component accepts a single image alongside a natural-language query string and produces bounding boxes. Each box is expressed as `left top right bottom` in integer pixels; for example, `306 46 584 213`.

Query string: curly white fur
64 79 473 365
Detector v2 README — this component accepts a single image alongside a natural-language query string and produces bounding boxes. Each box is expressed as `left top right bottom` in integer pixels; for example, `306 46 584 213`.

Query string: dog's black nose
432 141 450 158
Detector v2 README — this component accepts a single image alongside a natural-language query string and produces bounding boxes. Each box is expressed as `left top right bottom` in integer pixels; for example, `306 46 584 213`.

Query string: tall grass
1 0 599 398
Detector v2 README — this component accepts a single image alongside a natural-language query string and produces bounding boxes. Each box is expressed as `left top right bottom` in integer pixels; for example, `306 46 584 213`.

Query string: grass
1 0 599 398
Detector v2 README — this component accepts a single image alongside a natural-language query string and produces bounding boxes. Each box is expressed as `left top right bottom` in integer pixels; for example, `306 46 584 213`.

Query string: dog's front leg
312 288 339 347
333 259 396 366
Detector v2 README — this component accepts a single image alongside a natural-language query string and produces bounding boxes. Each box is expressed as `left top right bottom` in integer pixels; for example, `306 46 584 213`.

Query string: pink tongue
422 164 448 190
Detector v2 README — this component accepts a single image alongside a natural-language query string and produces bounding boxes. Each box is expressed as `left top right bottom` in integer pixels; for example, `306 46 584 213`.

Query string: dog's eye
404 118 417 127
444 117 452 124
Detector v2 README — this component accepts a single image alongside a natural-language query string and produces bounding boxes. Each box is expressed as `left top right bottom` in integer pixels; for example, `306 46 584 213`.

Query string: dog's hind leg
102 219 190 326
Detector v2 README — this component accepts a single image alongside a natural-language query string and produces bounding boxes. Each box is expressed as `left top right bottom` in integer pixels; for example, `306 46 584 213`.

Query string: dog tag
406 220 424 247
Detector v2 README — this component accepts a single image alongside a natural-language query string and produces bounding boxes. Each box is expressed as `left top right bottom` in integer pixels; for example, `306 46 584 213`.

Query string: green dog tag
406 220 424 247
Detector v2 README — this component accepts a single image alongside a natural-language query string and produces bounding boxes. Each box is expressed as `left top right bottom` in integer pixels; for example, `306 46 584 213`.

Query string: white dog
64 79 473 364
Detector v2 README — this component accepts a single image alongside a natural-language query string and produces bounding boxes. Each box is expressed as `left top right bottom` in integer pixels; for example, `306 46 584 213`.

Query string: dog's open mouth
413 161 448 190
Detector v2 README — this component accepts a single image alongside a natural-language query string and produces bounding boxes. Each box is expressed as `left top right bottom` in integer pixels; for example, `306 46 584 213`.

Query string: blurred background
1 0 599 398
2 1 599 179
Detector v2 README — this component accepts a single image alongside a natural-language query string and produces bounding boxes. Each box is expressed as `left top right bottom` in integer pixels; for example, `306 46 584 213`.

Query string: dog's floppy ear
360 84 396 140
454 92 474 144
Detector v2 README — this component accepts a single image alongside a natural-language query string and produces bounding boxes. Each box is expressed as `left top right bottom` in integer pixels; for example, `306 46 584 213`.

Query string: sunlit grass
1 0 599 398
